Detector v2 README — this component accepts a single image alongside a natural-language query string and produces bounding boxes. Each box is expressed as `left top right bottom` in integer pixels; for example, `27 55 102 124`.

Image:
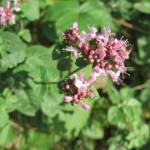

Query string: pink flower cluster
61 74 94 110
62 23 131 110
0 0 20 26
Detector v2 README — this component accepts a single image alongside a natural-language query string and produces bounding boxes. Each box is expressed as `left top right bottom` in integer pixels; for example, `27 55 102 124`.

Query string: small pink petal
108 71 120 82
89 27 97 38
93 66 100 73
98 49 106 60
12 6 20 12
64 96 73 102
87 73 97 84
73 22 78 30
82 103 90 110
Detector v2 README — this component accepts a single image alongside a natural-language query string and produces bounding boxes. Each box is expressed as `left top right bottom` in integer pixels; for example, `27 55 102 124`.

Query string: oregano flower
0 0 20 26
61 23 131 110
62 23 131 83
61 74 94 110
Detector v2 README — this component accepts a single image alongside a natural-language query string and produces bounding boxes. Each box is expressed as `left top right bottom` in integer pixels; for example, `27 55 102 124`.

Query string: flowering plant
61 23 131 109
0 0 149 150
0 0 20 26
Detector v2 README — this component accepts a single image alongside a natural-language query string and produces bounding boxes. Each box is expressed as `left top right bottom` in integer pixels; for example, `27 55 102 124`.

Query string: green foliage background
0 0 150 149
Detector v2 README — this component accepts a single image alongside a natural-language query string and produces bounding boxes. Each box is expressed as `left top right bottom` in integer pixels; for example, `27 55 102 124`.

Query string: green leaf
113 0 133 20
106 82 121 104
24 45 61 82
1 51 25 69
2 88 19 113
123 98 141 122
108 106 125 128
0 109 9 128
45 0 79 35
127 123 149 149
47 0 113 35
137 36 150 63
15 81 42 117
0 125 14 147
41 84 64 118
77 64 93 79
108 133 126 150
134 1 150 14
21 0 40 21
56 11 77 36
0 32 26 72
140 88 150 103
39 0 56 7
83 120 104 139
0 32 26 53
78 0 113 30
47 0 79 21
12 79 46 116
59 87 99 138
120 87 134 101
59 105 92 138
19 29 32 43
26 130 53 150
